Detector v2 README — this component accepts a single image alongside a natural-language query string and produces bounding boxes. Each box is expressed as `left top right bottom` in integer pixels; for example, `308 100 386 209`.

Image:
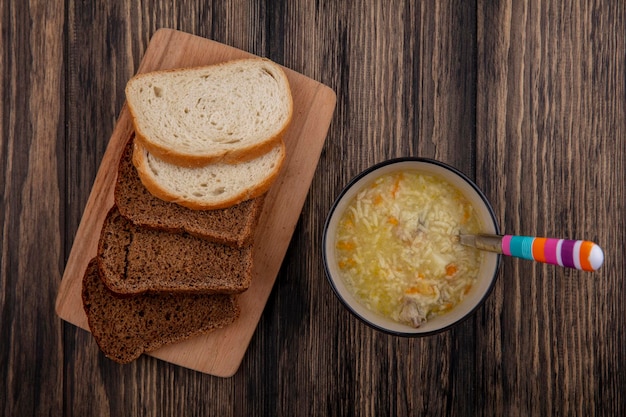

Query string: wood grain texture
1 1 65 416
1 0 624 415
476 1 625 415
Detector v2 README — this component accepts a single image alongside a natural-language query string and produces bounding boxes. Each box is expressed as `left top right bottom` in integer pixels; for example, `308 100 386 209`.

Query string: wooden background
1 0 624 416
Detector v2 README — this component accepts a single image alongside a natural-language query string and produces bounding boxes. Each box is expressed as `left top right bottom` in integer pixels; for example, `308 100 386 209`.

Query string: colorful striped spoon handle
501 235 603 271
458 234 604 271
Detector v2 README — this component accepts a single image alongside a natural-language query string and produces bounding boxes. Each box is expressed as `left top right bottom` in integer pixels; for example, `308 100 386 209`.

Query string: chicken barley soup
335 170 483 327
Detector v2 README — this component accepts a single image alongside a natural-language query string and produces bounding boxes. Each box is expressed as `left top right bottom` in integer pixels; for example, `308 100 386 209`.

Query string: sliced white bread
132 139 285 210
125 58 293 166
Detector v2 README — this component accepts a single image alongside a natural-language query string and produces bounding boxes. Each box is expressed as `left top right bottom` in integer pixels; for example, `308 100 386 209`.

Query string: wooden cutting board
55 28 336 377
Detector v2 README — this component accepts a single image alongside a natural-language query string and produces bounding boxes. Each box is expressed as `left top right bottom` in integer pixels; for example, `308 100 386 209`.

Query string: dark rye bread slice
82 258 239 364
97 206 253 295
115 134 265 248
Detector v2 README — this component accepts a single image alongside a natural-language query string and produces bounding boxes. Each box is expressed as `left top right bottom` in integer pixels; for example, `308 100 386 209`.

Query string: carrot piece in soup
391 173 403 198
445 263 458 277
387 216 399 225
336 240 355 251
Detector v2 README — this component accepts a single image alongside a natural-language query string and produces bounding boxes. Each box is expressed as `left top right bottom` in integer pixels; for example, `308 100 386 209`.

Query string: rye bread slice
97 206 253 295
115 134 265 248
82 258 239 364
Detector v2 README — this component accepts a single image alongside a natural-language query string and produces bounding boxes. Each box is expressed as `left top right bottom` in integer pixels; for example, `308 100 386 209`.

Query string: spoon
458 234 604 272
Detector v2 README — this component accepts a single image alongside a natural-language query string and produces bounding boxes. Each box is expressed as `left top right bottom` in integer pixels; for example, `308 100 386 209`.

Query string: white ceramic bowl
322 158 501 336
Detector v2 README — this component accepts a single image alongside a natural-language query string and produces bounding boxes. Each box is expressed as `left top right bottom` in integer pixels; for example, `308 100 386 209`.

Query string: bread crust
114 134 265 248
132 139 286 210
133 126 288 167
96 206 253 296
125 58 294 167
82 258 240 364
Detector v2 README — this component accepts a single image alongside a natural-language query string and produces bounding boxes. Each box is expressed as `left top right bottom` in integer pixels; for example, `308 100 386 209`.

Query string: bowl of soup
322 158 500 336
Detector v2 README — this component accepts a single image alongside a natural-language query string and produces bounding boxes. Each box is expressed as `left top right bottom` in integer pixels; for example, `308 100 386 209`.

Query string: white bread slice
132 139 285 210
125 58 293 166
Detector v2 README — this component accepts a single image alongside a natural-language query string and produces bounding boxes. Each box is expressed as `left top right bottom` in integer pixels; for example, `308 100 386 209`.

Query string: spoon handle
464 235 604 271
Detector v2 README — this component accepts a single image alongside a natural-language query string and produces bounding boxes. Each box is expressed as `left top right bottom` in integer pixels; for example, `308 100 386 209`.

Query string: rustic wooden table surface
1 1 624 416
